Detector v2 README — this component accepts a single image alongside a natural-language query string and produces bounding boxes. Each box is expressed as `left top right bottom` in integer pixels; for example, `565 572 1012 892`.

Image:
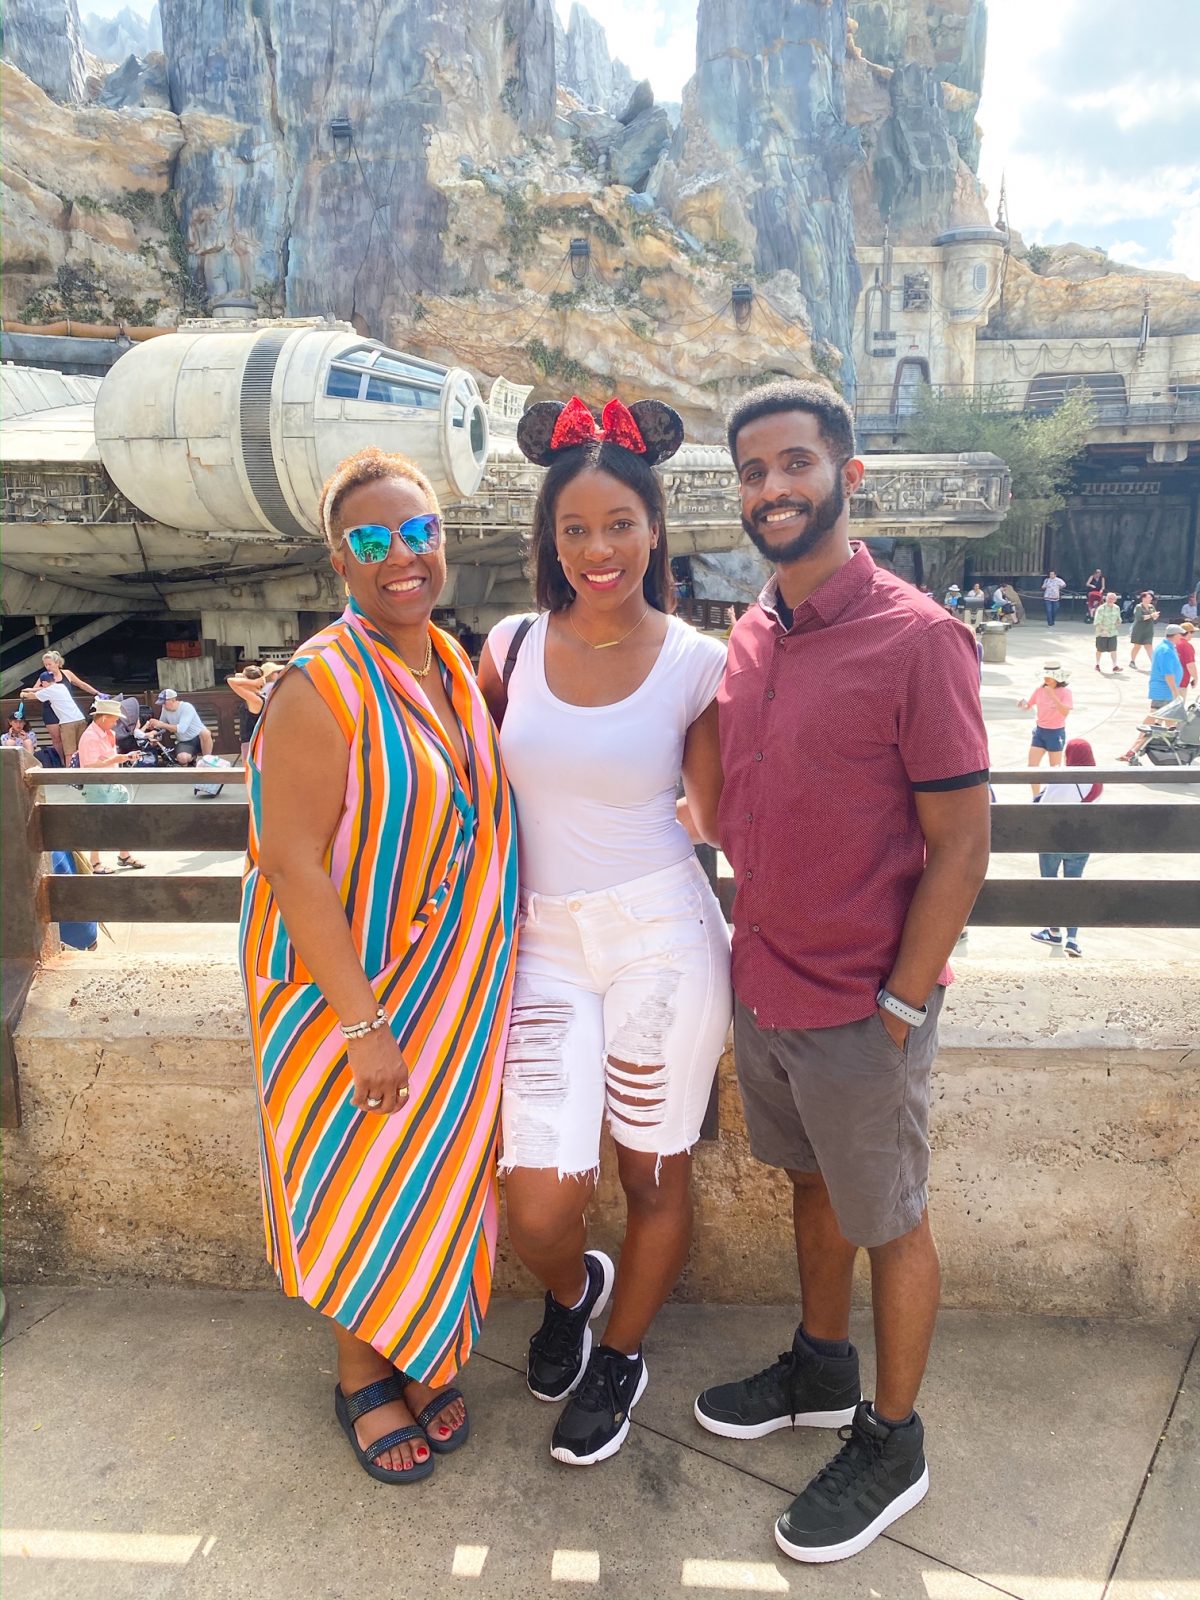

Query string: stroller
131 728 178 767
1127 699 1200 766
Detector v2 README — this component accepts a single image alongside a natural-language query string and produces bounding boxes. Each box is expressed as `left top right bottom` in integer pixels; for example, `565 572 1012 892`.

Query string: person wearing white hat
942 584 962 614
76 698 145 873
1017 662 1073 795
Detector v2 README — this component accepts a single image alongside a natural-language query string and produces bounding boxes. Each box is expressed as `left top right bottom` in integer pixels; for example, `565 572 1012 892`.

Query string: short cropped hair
726 379 856 465
317 446 440 548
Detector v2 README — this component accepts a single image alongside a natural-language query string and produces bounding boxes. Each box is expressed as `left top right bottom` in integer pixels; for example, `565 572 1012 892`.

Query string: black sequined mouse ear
516 402 567 466
628 400 685 466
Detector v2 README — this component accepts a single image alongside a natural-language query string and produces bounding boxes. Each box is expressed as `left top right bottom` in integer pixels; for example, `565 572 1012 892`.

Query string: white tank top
487 611 726 896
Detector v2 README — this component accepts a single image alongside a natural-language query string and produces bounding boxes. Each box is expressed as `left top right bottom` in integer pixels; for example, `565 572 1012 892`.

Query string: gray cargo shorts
733 987 945 1248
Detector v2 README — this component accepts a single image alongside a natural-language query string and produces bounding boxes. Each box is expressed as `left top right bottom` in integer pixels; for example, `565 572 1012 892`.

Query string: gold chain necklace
408 635 434 678
568 606 651 651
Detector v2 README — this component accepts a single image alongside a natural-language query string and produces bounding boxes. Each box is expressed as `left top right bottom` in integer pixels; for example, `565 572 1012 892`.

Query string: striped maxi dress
239 602 518 1385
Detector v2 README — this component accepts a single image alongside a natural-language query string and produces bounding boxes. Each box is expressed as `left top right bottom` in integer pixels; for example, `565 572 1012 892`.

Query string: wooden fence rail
2 750 1198 1128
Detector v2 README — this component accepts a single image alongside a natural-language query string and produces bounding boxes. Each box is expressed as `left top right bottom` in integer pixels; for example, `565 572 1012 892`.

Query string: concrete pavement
1 1288 1195 1600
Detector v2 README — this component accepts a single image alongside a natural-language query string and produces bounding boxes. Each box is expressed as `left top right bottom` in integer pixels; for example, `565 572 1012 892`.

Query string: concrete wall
3 958 1197 1318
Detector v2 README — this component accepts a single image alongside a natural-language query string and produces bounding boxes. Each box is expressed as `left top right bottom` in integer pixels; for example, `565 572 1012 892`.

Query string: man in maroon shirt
695 381 990 1564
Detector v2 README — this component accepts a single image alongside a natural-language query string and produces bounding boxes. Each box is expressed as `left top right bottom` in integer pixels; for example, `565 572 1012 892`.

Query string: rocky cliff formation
555 3 634 115
0 59 185 323
660 0 862 388
1 0 87 104
846 0 989 244
990 253 1200 342
80 3 162 64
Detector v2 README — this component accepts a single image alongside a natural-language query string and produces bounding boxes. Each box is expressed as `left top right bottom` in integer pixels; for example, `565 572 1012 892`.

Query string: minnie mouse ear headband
517 395 685 468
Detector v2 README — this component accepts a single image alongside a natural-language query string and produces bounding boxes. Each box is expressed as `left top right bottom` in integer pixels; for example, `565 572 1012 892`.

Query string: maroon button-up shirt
717 542 989 1029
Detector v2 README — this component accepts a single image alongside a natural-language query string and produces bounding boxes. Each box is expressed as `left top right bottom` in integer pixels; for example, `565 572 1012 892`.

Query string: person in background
1128 591 1159 671
145 688 212 764
76 698 145 874
1030 738 1102 960
1085 568 1105 620
1001 583 1025 624
1181 592 1198 623
1092 592 1124 675
1041 569 1066 626
2 712 38 761
1018 663 1073 792
943 583 962 613
32 651 95 761
963 582 986 626
991 582 1016 620
1175 623 1196 702
227 664 267 761
1147 625 1184 711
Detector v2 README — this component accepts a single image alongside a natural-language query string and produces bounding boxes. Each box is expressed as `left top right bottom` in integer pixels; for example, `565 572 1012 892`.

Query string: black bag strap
502 614 536 691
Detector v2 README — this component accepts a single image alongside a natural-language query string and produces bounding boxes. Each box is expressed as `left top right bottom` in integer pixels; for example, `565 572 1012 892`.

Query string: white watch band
876 988 927 1028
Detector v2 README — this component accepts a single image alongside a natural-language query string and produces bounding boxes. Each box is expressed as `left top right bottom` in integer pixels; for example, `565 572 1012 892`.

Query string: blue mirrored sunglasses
341 514 443 563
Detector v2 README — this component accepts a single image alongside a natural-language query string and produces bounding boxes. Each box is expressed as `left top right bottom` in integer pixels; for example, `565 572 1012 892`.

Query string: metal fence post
1 747 48 1127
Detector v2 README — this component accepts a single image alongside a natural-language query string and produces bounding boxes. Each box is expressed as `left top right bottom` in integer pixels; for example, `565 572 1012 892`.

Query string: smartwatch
876 987 928 1029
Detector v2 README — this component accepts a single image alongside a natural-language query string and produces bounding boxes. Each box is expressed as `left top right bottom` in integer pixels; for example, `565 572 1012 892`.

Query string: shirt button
745 869 753 880
752 924 760 933
755 751 764 762
746 812 753 822
568 900 581 912
766 689 775 700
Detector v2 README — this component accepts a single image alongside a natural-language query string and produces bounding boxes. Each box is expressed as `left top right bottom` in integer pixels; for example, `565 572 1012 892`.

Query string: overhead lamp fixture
732 282 754 328
569 237 591 281
329 117 354 162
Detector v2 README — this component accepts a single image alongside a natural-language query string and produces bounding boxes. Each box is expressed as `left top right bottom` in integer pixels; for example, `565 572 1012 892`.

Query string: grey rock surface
159 0 557 332
97 49 169 109
617 77 654 126
1 0 88 104
558 2 634 115
80 2 161 64
667 0 862 387
608 105 671 191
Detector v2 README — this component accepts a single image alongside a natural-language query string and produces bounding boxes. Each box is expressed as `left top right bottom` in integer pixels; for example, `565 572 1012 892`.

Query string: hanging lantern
329 117 354 163
732 282 754 328
570 237 591 281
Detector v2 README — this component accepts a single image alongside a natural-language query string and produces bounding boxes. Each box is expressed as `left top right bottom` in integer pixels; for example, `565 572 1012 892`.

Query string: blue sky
84 0 1199 277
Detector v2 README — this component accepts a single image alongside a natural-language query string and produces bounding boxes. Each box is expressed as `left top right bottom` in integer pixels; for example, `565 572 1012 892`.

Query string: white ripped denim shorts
499 855 732 1178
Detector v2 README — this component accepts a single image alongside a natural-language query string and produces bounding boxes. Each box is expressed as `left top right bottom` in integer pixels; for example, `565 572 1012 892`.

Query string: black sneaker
550 1344 648 1466
694 1341 861 1439
526 1250 615 1403
775 1402 929 1564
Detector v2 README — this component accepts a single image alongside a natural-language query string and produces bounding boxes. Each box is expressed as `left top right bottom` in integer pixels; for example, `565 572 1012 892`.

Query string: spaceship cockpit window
364 375 440 408
326 366 364 399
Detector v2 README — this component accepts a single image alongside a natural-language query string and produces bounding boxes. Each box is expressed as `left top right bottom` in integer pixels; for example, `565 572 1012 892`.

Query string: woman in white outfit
478 396 732 1469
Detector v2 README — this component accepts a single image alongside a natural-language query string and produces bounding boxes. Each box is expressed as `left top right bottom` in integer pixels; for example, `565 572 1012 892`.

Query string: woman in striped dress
240 447 518 1484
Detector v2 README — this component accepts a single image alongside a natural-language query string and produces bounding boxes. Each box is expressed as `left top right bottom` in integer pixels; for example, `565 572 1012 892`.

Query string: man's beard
742 476 846 566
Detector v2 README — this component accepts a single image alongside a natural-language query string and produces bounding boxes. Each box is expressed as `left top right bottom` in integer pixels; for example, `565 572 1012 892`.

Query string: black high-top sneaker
774 1402 929 1564
694 1340 861 1439
526 1250 615 1402
550 1344 648 1466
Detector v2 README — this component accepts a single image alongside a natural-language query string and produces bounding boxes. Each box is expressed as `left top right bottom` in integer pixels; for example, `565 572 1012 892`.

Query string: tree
900 386 1094 592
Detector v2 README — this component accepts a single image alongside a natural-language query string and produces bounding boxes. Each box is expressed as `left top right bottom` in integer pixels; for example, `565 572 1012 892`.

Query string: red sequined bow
549 395 647 455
